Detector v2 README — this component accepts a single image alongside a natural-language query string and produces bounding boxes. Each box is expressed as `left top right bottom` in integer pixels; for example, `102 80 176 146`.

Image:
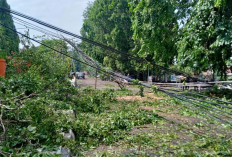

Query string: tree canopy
80 0 232 79
129 0 178 66
177 0 232 78
80 0 137 74
0 0 19 56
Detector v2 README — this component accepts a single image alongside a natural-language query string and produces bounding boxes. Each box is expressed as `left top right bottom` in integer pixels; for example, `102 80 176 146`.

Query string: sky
7 0 94 35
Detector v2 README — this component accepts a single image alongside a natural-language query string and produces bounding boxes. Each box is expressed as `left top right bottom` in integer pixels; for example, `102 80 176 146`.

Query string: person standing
70 73 78 87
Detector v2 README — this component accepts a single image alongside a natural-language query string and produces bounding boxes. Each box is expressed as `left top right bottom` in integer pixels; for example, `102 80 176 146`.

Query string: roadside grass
105 84 117 87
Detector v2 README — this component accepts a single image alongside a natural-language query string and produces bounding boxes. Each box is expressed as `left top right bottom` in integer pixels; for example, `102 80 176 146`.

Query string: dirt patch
157 112 201 125
116 96 152 102
77 76 121 90
138 105 180 113
139 106 157 111
139 106 201 125
145 93 165 100
116 94 164 103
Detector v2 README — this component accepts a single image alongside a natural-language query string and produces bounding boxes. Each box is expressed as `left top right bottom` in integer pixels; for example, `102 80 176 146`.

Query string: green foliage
0 0 19 54
80 0 138 73
79 109 160 146
214 0 226 8
113 88 133 96
129 0 179 66
151 85 158 94
177 0 232 77
0 47 7 59
132 79 144 97
213 84 219 93
0 26 8 59
9 39 71 80
132 79 140 85
138 85 144 97
80 0 231 80
99 69 115 81
0 39 74 155
1 67 46 96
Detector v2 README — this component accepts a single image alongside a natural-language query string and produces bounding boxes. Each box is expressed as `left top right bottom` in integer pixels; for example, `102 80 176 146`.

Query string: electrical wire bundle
159 88 232 124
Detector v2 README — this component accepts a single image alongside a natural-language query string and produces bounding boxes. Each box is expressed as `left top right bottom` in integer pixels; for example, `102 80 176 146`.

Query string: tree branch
0 109 6 141
0 92 25 103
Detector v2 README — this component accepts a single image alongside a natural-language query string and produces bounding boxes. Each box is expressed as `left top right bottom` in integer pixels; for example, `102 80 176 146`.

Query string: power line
0 7 208 82
161 89 230 124
12 16 62 39
0 7 145 61
11 15 123 65
183 91 232 105
11 19 126 79
161 87 232 106
160 88 232 117
0 22 136 83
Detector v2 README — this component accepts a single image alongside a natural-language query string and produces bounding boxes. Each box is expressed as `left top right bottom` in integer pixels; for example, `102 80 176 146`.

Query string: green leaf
27 125 36 132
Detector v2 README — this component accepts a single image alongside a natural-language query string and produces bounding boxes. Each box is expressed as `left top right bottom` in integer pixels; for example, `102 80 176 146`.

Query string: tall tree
177 0 232 78
80 0 136 73
129 0 180 66
0 0 19 55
